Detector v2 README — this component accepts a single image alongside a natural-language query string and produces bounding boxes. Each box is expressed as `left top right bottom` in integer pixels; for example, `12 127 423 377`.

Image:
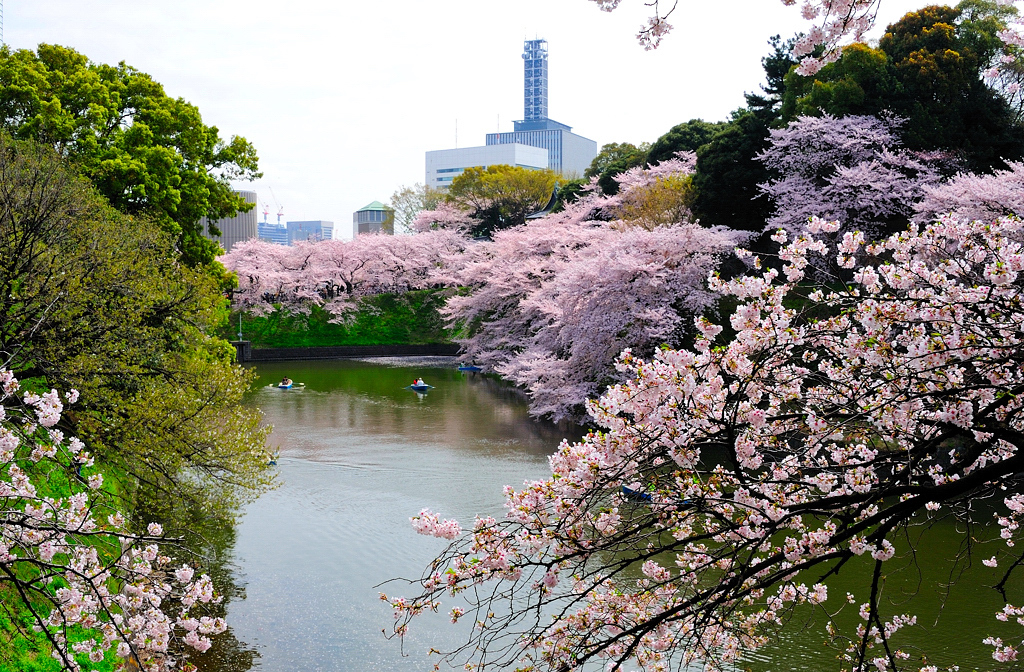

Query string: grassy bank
221 289 454 348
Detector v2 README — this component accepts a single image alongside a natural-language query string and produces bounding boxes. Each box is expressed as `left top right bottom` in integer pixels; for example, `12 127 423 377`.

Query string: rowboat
621 485 652 503
458 365 483 372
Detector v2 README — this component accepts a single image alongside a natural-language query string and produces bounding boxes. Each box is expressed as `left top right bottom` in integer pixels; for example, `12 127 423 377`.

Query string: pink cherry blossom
0 371 224 671
386 214 1024 672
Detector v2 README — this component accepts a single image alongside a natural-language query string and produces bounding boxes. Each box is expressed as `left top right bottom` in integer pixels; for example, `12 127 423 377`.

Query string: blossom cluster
0 372 225 671
386 214 1024 672
220 229 467 320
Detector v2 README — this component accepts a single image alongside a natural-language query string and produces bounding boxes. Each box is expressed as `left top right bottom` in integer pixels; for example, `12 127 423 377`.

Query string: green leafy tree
781 42 895 119
446 165 558 236
584 141 649 178
0 44 261 266
882 4 1024 168
692 111 773 232
781 4 1024 170
745 34 799 119
958 0 1024 122
645 119 728 165
0 135 273 520
389 183 444 233
551 177 587 211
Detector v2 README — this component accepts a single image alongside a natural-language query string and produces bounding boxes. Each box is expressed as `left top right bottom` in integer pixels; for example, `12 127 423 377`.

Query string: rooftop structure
353 202 395 236
425 143 548 190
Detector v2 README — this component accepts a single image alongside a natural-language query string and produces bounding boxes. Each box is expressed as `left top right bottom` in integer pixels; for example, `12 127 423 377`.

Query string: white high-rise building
425 144 548 190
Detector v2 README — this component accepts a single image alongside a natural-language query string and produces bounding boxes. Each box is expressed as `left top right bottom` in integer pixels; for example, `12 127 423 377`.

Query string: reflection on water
204 359 1021 672
210 359 580 671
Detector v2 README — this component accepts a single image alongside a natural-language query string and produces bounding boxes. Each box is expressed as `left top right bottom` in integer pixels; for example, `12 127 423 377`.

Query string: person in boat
280 377 293 387
414 378 426 387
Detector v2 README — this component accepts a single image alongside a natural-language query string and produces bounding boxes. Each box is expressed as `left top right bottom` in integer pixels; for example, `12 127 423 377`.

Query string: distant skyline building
257 221 289 245
353 201 395 236
201 190 257 253
287 220 334 243
483 39 595 176
425 143 548 190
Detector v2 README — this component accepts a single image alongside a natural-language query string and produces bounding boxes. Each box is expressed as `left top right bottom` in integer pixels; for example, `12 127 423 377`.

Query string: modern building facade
287 220 334 244
258 221 289 245
486 124 595 177
352 202 395 236
484 39 596 177
201 190 258 253
425 143 548 190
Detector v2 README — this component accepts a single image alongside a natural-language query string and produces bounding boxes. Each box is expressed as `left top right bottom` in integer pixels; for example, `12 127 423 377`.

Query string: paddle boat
408 377 434 392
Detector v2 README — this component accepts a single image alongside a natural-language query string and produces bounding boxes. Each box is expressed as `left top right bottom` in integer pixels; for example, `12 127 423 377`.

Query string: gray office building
485 39 596 177
201 190 258 253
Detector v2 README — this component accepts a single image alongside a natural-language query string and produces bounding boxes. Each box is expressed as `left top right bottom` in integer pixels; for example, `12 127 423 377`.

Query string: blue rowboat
621 485 652 503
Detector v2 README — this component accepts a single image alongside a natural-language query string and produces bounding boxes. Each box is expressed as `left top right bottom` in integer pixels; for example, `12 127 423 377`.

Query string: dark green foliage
692 111 773 232
224 290 453 348
552 178 588 212
881 4 1024 169
596 149 649 195
585 142 649 179
0 44 261 266
685 36 792 235
646 119 729 165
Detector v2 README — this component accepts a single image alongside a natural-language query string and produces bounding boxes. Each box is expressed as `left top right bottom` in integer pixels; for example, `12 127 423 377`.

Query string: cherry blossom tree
759 114 946 240
441 156 743 421
0 371 225 671
387 213 1024 671
219 230 468 319
914 160 1024 223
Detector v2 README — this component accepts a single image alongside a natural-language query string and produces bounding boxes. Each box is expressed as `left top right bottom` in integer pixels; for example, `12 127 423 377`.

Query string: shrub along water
222 289 453 348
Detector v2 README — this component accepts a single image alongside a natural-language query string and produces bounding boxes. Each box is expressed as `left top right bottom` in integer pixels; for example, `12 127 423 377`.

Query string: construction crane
269 187 284 226
259 199 271 224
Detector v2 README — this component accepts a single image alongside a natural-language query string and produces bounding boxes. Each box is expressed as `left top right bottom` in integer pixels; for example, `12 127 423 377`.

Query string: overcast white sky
14 0 926 237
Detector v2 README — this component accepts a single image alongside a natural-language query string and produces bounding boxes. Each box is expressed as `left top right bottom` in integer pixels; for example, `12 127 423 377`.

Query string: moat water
200 358 1022 672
